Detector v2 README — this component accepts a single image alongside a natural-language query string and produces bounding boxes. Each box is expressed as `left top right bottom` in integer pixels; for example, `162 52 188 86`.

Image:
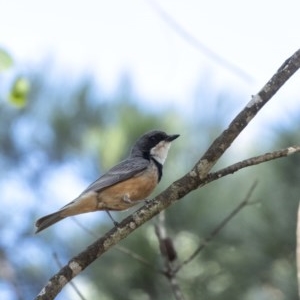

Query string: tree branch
173 181 258 274
72 217 162 273
52 253 86 300
35 49 300 300
155 212 184 300
205 146 300 185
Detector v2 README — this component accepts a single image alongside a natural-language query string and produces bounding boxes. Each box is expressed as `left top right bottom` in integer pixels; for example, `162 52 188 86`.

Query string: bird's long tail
35 211 66 233
35 192 99 233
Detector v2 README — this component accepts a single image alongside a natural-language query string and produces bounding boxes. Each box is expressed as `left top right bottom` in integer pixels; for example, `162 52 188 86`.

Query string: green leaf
0 48 13 71
9 77 30 108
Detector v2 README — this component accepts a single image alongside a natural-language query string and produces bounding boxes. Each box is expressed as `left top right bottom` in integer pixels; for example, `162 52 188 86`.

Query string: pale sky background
1 0 300 109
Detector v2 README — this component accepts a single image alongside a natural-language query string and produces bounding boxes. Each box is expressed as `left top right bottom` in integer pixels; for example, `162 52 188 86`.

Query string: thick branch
35 49 300 300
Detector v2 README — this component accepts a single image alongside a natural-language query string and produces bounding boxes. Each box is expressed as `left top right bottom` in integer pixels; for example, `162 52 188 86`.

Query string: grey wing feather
79 158 148 195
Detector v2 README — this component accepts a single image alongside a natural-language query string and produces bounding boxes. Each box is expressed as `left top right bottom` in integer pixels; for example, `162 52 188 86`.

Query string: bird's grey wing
79 158 149 195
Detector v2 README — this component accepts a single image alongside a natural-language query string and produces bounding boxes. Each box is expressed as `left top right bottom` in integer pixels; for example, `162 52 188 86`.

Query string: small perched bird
35 130 179 233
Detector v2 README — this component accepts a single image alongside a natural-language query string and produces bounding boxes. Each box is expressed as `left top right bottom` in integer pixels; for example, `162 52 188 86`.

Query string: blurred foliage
0 48 13 71
0 60 299 300
9 77 30 108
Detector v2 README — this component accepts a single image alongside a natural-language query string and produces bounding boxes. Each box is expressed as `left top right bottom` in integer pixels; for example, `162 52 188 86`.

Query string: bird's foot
144 198 151 204
105 210 119 227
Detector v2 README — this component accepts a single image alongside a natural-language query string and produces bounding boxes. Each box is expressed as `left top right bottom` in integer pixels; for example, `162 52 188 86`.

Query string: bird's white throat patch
150 141 171 165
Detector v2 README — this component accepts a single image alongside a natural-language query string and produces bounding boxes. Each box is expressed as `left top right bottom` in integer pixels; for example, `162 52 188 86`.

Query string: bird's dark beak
166 134 180 142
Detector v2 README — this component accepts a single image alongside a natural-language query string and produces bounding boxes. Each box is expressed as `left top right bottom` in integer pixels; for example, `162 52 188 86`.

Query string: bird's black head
131 130 179 164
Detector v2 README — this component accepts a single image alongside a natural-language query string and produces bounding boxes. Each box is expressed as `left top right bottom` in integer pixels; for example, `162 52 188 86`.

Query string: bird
35 130 179 233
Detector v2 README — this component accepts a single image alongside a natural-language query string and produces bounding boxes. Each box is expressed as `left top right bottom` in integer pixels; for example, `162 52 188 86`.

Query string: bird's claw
105 210 119 227
145 198 152 205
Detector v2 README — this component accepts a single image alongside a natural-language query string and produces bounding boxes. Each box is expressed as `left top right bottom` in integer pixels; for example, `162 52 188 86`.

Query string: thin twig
206 146 300 185
71 218 99 239
72 217 162 273
146 0 253 82
173 181 258 274
52 253 86 300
